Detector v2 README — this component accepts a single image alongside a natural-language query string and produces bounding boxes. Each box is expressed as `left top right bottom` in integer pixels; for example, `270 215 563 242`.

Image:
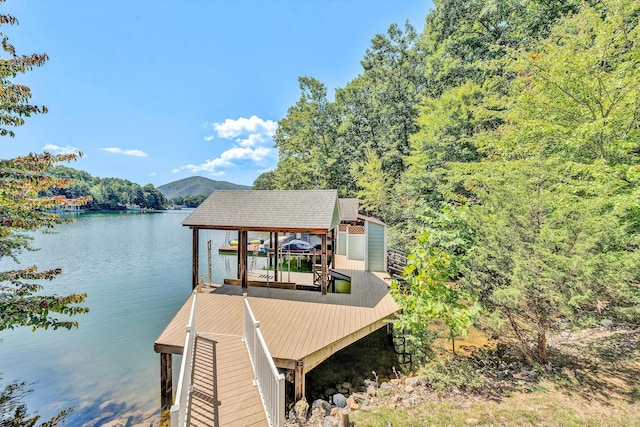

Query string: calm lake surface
0 210 250 425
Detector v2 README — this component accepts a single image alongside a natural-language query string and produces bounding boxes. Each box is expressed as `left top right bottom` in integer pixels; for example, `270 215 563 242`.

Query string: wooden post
321 233 327 295
268 232 273 269
192 228 199 289
331 228 336 269
274 231 279 282
294 359 305 402
387 322 394 344
239 230 248 288
160 352 172 411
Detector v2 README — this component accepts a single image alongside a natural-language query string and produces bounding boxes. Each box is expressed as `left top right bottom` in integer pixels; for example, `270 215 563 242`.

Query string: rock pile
285 375 445 427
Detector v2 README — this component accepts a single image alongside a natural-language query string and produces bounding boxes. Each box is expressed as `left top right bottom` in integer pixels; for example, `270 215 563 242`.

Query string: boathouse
154 189 399 426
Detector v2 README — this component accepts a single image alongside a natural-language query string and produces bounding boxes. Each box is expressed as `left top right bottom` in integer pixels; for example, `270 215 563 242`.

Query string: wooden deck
155 255 399 424
189 334 267 427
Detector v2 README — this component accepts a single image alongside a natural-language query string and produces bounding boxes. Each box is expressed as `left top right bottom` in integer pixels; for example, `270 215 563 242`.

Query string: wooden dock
154 256 399 424
189 334 267 426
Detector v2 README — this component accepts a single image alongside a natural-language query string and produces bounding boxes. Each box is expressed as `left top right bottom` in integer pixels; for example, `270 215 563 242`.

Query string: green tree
391 231 481 359
335 21 425 192
252 170 276 190
422 0 579 97
477 0 640 165
458 158 639 364
274 76 343 191
0 4 89 332
350 148 389 218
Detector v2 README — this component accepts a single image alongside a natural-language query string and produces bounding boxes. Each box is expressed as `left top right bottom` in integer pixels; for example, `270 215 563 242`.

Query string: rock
404 385 415 393
351 392 366 402
338 388 349 394
405 377 421 388
341 381 353 390
364 379 379 388
325 387 337 397
601 319 613 327
347 395 359 411
294 397 309 421
311 399 332 416
332 393 347 408
465 418 480 425
366 384 377 397
322 416 340 427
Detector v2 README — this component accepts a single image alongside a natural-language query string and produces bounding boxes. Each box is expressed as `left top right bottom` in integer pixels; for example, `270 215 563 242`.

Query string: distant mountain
157 176 250 200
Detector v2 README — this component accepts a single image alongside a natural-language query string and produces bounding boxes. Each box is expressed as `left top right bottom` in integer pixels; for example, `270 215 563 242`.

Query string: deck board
189 334 267 427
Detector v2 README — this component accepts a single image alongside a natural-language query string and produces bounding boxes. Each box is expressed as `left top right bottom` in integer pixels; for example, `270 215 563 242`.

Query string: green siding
347 235 365 260
367 222 385 272
337 231 347 255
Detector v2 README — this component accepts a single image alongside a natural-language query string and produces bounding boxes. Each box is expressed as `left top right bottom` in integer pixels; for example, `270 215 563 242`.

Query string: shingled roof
338 198 359 222
182 189 341 232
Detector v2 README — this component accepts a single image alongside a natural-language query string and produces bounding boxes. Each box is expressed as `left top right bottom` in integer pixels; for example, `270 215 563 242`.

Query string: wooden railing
243 294 286 427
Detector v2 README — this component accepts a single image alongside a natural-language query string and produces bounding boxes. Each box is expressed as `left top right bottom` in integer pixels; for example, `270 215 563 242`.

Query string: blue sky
3 0 432 187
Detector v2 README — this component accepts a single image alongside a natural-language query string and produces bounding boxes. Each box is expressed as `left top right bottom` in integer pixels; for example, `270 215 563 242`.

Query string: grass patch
351 388 640 426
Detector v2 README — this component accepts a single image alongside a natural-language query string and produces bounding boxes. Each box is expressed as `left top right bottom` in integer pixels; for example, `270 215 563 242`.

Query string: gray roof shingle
338 198 359 222
182 190 341 231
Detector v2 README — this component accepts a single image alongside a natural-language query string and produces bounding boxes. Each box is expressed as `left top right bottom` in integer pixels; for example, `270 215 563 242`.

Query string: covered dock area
154 190 399 424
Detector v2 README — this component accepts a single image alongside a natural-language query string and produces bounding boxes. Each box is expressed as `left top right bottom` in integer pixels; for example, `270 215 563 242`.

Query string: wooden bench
223 278 297 290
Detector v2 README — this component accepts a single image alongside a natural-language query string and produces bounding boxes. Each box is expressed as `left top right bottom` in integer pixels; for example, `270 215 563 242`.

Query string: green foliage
274 76 346 191
273 22 425 204
451 0 640 364
350 149 389 217
49 167 167 210
417 357 487 393
168 194 207 208
458 158 640 364
252 170 276 190
268 0 640 368
391 231 481 359
0 2 89 332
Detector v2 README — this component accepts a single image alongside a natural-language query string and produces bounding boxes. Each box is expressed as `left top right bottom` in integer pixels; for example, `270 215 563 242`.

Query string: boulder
311 399 332 416
332 393 347 408
294 397 309 421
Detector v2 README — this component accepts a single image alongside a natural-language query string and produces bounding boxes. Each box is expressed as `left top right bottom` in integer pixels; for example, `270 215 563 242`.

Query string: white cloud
178 146 272 174
149 172 157 177
181 115 277 178
171 168 180 173
237 133 266 148
43 144 80 155
100 147 148 157
212 115 277 139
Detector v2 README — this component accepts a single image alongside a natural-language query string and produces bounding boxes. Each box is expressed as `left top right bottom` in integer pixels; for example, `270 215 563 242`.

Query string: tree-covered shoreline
46 166 168 211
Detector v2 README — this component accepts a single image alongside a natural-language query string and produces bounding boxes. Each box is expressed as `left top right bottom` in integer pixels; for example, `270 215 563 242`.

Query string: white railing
171 291 198 427
242 294 286 427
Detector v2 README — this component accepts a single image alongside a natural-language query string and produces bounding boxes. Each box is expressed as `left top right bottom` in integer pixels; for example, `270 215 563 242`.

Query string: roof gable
183 190 340 232
338 198 359 222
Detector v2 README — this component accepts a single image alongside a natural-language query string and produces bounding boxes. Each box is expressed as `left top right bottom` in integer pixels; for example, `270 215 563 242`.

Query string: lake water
0 210 251 426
